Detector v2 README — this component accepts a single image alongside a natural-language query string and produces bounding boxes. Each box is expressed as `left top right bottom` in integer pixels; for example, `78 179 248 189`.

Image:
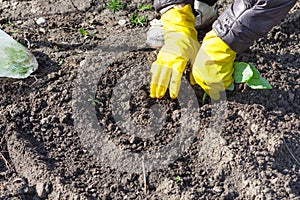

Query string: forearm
213 0 298 54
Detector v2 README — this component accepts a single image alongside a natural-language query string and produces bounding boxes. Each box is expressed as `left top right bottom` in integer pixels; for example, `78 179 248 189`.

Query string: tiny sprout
130 14 146 27
175 176 181 183
88 98 100 106
79 28 95 39
107 0 124 14
138 4 152 11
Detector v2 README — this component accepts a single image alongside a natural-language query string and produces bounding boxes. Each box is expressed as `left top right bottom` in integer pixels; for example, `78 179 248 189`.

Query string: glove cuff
161 5 198 42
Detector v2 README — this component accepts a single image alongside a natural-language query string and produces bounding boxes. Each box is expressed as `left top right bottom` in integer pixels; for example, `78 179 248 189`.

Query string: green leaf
130 14 146 27
246 77 272 89
175 176 181 182
107 0 124 14
138 4 152 11
79 28 88 36
233 62 272 90
79 28 95 39
246 63 272 89
88 98 100 106
233 62 253 83
248 62 261 78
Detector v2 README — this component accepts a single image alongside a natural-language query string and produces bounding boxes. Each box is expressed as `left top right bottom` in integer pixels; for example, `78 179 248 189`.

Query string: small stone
16 20 22 25
172 110 180 121
39 28 46 33
41 126 47 132
36 17 46 25
250 124 259 133
36 181 51 198
36 183 46 198
129 135 136 144
213 185 223 193
12 2 18 7
46 85 54 92
47 72 57 80
40 117 49 124
118 19 126 26
72 0 93 11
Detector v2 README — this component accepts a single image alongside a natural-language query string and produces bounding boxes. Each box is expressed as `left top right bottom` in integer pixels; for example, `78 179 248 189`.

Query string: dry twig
142 157 147 194
0 152 10 170
283 137 300 166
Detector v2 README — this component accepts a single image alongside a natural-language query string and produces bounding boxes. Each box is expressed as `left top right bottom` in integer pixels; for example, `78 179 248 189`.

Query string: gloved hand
150 4 199 99
191 29 236 99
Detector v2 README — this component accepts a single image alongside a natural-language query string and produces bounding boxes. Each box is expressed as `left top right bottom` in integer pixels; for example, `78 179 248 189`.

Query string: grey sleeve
153 0 194 12
213 0 298 54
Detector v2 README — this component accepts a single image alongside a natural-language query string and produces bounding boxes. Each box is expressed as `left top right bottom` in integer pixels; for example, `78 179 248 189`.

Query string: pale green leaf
248 62 261 78
233 62 253 83
247 77 272 89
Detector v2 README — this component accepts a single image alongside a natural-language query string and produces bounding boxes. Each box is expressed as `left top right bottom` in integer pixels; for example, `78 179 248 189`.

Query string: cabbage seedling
233 62 272 89
201 62 272 103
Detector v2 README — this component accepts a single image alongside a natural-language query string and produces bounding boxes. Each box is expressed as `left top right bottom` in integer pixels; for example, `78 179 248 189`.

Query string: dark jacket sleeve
213 0 298 54
153 0 194 12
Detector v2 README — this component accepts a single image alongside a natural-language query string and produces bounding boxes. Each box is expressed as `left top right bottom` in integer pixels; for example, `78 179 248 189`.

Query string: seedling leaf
79 28 88 36
88 98 100 106
248 62 261 78
247 77 272 89
107 0 124 14
233 62 253 83
233 62 272 89
79 28 95 39
175 176 181 182
130 14 146 26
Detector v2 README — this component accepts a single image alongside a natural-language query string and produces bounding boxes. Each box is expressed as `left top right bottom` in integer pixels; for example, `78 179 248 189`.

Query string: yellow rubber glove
192 30 236 100
150 4 199 99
